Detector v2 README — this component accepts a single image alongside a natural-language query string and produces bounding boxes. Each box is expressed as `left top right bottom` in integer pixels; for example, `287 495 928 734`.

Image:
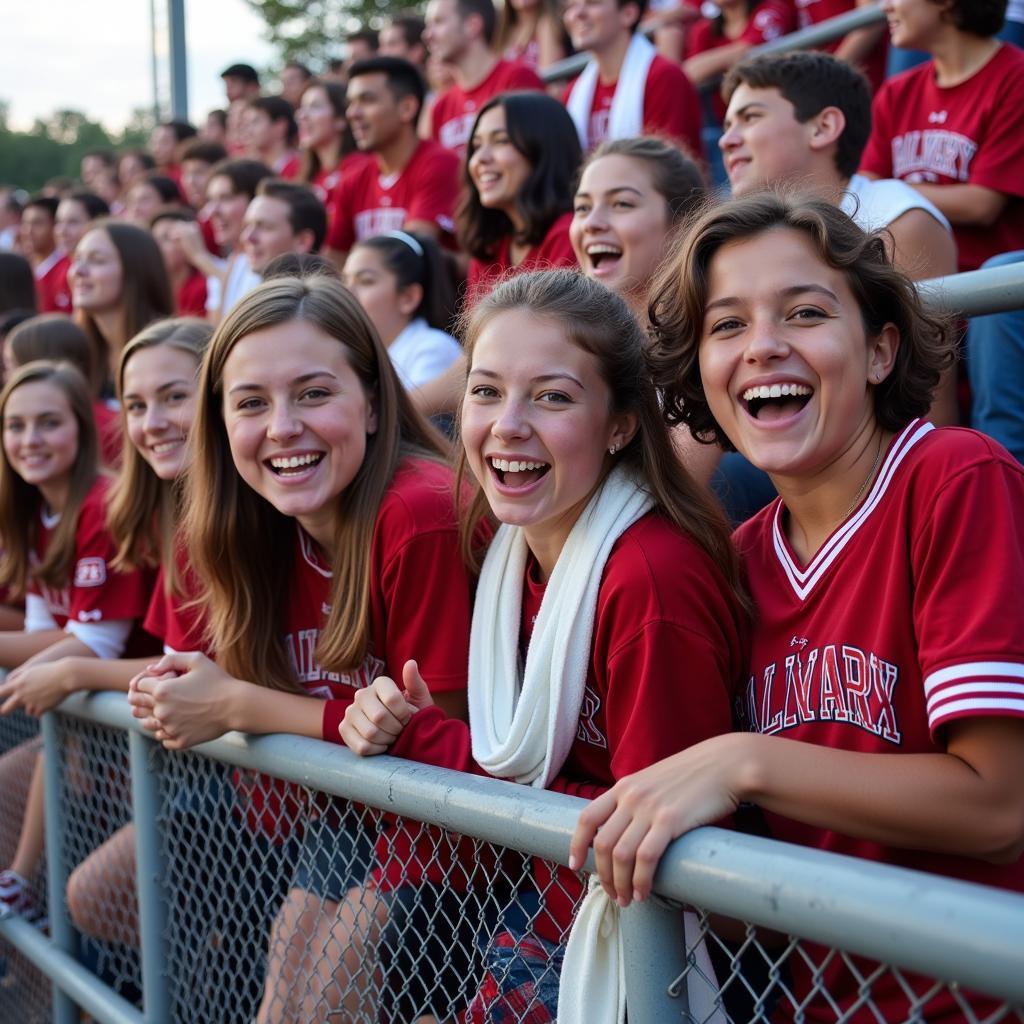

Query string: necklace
843 436 883 521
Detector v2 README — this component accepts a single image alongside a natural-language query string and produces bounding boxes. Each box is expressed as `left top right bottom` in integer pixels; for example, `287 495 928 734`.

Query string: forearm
683 42 752 86
223 679 327 740
0 630 66 669
834 22 885 67
909 183 1006 227
410 355 466 416
55 656 154 695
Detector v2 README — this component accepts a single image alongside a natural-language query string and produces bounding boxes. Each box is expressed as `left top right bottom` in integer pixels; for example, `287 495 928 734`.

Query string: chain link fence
0 693 1022 1024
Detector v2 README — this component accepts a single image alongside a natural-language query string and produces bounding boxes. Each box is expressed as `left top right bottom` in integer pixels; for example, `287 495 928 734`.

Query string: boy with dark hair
244 96 301 178
242 179 327 275
380 13 429 70
324 57 460 260
20 197 65 313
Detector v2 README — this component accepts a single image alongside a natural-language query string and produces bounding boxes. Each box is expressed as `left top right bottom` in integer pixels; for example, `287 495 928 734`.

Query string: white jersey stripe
929 697 1024 727
927 680 1024 714
924 661 1024 694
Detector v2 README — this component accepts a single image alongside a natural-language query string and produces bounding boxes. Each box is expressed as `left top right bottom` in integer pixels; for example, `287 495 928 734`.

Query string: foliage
244 0 403 68
0 105 154 194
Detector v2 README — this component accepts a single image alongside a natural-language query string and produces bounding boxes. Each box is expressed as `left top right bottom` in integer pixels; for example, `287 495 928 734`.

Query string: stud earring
609 444 618 455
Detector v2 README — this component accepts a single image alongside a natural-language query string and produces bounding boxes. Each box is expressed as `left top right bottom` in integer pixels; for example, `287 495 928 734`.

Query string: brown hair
455 268 744 601
0 361 99 597
106 319 212 591
8 315 96 390
186 274 447 692
647 192 955 449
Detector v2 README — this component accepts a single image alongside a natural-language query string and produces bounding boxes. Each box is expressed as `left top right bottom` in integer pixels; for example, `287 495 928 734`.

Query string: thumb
401 660 434 711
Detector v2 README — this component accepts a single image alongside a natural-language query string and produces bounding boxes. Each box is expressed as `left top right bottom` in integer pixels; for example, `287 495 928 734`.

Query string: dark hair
456 269 743 599
221 63 260 84
283 60 313 79
455 0 498 44
249 95 298 145
8 315 95 385
298 79 356 183
348 56 427 118
723 51 872 178
63 190 111 220
577 136 706 227
159 119 198 144
139 173 183 205
118 149 156 175
0 254 38 316
647 193 955 448
347 26 380 49
207 158 274 200
205 109 228 131
938 0 1006 36
617 0 648 31
708 0 756 37
387 13 426 50
82 150 117 169
0 310 35 340
150 206 197 229
458 92 582 260
262 252 340 281
180 139 228 166
24 195 59 220
255 179 328 252
352 231 457 331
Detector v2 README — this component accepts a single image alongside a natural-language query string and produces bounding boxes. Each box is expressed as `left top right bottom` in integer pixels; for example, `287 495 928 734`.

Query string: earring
609 444 618 455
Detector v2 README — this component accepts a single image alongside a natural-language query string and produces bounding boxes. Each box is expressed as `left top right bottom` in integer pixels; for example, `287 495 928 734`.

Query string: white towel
565 33 657 149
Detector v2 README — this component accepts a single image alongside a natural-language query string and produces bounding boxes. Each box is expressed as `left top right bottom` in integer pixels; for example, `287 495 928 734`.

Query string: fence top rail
917 260 1024 317
540 3 886 83
56 691 1024 1004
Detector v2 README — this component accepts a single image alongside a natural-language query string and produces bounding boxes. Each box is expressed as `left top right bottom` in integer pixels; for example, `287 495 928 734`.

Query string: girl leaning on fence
570 192 1024 1023
341 268 750 1022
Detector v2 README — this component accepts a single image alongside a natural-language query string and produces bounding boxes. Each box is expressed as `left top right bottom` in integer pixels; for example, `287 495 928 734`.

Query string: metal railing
1 691 1022 1024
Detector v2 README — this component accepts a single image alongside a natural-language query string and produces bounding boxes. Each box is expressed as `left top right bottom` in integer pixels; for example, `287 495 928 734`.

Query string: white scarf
469 465 652 788
566 33 657 150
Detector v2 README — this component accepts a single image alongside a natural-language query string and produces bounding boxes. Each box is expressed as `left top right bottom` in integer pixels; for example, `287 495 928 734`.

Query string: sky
2 1 280 133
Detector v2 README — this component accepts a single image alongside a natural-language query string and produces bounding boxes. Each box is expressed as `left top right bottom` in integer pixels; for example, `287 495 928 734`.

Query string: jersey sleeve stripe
929 696 1024 733
924 661 1024 694
927 680 1024 713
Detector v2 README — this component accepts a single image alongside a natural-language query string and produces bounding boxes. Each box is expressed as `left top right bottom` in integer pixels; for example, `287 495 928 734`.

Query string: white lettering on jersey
284 626 386 692
439 111 475 152
575 685 608 749
74 557 107 587
746 643 903 744
354 206 407 241
892 130 978 182
77 609 103 622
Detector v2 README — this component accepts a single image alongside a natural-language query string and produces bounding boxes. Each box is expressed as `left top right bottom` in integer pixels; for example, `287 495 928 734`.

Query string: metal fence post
620 896 694 1022
129 730 171 1024
41 712 80 1024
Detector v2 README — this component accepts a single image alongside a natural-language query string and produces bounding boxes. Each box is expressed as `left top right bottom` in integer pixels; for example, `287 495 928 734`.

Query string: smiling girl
342 268 748 1021
571 193 1024 1022
0 360 153 919
126 274 476 1022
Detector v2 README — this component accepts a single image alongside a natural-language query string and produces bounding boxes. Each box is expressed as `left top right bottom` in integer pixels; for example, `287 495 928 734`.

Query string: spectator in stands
341 268 746 1023
343 230 462 389
150 120 198 184
460 91 581 304
794 0 889 90
52 191 112 315
325 57 461 260
124 174 182 230
124 274 474 1024
0 187 25 252
221 63 263 155
563 0 703 160
379 12 430 71
494 0 568 72
70 220 174 388
151 209 209 317
20 197 66 314
240 179 327 277
425 0 545 156
862 0 1024 460
295 78 360 204
117 150 156 195
0 254 37 321
279 60 313 107
80 151 118 193
0 361 153 924
345 26 381 71
243 95 301 178
202 108 229 146
572 190 1024 1024
178 139 229 253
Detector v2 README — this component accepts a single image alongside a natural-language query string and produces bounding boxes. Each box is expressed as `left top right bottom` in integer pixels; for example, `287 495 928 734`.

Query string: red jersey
272 151 302 180
199 212 219 255
563 54 704 161
325 140 461 253
733 421 1024 1022
465 212 578 307
431 59 545 156
175 270 208 317
685 2 795 121
860 44 1024 271
93 399 123 469
35 252 72 314
143 540 208 655
388 511 748 936
793 0 887 90
28 477 151 630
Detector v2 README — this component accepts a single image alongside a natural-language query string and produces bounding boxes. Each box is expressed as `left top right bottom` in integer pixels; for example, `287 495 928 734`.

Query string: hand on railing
0 660 74 717
128 651 236 750
340 659 434 756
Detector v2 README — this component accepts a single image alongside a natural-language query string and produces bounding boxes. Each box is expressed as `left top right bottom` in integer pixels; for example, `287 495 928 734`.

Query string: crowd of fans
0 0 1023 1021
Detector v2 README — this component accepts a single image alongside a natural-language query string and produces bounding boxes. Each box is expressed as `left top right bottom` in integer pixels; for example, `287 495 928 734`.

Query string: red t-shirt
465 211 578 307
29 477 152 630
563 54 704 161
793 0 887 90
272 151 302 180
143 539 208 655
93 400 122 469
199 212 219 255
860 43 1024 272
388 511 748 936
733 421 1024 1023
685 1 795 120
325 140 461 253
35 252 72 314
176 270 208 317
431 59 545 156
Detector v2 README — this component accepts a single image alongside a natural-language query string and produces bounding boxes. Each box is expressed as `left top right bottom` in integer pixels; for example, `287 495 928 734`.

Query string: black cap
221 63 260 84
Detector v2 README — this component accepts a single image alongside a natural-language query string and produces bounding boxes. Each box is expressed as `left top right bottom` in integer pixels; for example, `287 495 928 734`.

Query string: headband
384 229 424 257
